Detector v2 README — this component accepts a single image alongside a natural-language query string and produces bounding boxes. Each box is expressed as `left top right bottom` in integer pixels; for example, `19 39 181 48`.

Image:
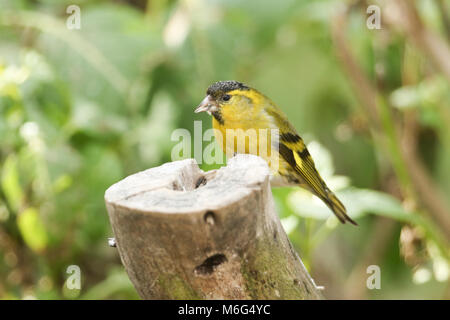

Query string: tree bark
104 154 323 300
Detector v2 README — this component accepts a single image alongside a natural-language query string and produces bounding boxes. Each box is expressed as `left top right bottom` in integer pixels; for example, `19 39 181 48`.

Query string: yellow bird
195 80 357 225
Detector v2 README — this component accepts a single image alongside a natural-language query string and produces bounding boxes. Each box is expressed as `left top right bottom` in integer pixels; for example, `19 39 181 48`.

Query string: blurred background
0 0 449 299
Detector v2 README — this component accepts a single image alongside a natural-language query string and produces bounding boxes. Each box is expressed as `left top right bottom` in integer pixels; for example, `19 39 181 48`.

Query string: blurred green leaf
281 215 299 235
1 154 23 211
80 268 139 300
52 174 72 193
390 85 420 110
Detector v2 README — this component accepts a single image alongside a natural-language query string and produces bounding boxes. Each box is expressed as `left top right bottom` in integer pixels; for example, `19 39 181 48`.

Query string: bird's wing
277 135 354 224
277 135 329 200
265 104 328 199
266 104 356 224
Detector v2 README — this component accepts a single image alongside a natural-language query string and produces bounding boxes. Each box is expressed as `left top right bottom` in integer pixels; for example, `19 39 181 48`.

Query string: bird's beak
195 95 218 114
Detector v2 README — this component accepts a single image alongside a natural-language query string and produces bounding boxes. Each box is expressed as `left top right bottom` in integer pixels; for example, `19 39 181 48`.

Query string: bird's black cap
206 80 249 97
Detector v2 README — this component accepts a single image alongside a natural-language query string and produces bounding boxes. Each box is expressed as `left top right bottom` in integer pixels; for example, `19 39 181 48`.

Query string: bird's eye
223 94 231 101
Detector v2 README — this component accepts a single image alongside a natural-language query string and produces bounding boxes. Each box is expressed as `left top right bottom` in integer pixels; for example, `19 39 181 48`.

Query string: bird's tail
321 188 357 225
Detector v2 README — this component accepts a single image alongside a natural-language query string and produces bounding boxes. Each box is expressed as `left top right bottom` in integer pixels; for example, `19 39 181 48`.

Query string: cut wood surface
104 154 323 299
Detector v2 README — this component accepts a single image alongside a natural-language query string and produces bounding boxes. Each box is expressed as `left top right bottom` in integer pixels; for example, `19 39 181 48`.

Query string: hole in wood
171 181 183 191
171 175 207 192
194 254 227 275
204 211 215 225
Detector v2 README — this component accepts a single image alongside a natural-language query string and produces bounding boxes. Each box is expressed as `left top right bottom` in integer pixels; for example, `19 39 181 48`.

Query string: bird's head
195 80 256 116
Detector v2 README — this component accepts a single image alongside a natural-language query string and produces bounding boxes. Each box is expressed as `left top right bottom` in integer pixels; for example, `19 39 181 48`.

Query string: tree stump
104 154 323 299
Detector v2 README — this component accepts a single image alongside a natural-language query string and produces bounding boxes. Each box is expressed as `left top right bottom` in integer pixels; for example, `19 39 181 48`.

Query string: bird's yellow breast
212 101 275 165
